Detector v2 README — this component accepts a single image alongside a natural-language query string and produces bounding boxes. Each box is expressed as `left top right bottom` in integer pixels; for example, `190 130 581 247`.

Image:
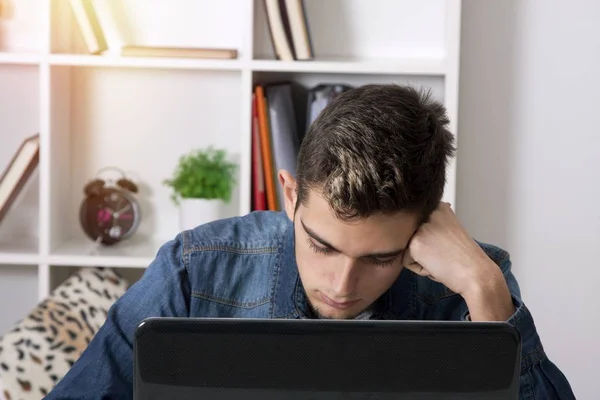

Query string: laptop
133 317 521 400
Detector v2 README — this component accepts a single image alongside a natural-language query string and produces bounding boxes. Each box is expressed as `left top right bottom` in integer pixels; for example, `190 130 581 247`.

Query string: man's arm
44 233 190 399
401 202 576 399
495 257 576 400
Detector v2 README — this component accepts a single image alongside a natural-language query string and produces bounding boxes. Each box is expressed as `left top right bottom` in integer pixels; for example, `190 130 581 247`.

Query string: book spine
69 0 108 54
263 0 295 61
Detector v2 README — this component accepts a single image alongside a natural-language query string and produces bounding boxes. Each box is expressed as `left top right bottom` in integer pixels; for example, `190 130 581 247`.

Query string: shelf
44 55 447 75
0 238 40 265
48 54 245 71
0 0 462 304
0 52 42 65
250 57 447 76
48 236 164 268
47 66 243 247
0 254 39 265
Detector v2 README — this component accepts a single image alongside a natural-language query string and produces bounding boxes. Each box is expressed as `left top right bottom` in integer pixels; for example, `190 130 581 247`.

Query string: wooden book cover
121 45 238 59
69 0 108 55
0 134 40 223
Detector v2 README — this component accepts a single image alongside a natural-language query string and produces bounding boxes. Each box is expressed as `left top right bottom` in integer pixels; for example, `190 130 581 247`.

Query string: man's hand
401 202 515 321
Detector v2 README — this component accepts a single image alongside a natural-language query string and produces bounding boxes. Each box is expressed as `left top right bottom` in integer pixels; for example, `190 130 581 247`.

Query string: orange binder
254 85 278 211
251 94 267 211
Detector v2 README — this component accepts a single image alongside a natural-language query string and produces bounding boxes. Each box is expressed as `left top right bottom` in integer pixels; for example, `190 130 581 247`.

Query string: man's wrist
462 262 515 322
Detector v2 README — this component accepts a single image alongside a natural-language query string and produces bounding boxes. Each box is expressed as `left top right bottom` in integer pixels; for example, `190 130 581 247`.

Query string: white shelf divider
441 0 462 206
36 0 52 300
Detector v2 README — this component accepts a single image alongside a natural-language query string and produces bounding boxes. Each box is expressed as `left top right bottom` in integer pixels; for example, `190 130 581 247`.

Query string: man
45 84 575 399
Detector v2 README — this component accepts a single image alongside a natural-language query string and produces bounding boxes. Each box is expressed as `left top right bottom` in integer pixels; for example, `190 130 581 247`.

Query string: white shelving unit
0 0 461 306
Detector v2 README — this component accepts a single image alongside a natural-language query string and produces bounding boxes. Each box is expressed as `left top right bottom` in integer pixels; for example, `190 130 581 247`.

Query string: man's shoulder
172 211 292 317
183 210 291 251
474 239 511 272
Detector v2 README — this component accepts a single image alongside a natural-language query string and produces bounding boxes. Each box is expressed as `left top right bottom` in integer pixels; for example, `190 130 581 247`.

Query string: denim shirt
44 211 575 399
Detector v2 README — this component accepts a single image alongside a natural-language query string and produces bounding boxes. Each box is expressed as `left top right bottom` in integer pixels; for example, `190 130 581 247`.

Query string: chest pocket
187 246 276 310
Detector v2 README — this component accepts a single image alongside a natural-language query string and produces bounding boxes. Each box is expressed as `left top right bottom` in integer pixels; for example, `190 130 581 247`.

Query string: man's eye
371 257 397 267
306 239 331 254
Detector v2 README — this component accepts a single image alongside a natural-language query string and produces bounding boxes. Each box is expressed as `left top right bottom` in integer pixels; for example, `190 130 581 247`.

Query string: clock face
79 187 141 245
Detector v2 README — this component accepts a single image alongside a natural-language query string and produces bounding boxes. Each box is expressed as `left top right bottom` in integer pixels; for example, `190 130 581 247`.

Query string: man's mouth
320 293 361 310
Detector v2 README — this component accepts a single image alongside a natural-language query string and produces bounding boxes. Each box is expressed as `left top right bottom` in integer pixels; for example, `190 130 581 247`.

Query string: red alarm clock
79 167 141 245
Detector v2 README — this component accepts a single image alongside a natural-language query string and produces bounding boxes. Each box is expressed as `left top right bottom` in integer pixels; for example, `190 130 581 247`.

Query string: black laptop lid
134 318 521 400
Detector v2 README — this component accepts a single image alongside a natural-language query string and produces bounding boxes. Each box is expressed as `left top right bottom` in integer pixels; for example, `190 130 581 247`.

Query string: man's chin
309 301 365 320
317 310 356 320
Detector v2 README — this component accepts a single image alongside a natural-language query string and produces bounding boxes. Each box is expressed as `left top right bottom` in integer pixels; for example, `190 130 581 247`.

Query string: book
69 0 108 55
265 82 300 211
278 0 296 60
91 0 123 55
0 134 40 224
263 0 295 61
255 85 279 211
283 0 313 60
306 84 353 132
121 45 238 59
251 94 267 211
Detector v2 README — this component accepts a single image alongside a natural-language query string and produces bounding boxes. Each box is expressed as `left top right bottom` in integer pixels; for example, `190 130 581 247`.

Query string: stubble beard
307 297 361 320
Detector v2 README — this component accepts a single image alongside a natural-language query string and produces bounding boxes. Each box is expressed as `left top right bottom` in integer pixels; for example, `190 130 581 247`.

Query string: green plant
163 147 237 204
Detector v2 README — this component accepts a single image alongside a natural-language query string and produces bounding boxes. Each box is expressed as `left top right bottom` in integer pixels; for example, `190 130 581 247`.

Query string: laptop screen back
134 318 521 400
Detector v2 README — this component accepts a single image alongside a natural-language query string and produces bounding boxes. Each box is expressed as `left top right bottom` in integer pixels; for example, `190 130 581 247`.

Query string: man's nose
331 257 359 298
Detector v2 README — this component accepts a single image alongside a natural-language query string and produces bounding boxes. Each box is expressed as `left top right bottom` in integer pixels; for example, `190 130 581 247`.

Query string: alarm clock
79 167 141 245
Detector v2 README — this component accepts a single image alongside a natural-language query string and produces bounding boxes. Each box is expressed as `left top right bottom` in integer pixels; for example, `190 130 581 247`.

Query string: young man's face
281 172 420 319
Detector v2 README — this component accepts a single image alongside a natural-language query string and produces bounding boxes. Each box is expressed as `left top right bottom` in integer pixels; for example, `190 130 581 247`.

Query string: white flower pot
179 198 222 231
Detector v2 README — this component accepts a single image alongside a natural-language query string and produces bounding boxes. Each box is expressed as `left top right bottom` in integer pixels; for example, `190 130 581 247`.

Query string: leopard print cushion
0 267 128 400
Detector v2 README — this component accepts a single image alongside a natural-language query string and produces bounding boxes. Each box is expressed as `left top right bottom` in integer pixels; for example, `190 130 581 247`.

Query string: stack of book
251 83 352 212
68 0 312 61
68 0 238 59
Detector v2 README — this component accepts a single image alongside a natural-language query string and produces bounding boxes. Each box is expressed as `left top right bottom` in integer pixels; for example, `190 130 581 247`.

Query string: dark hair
295 84 455 223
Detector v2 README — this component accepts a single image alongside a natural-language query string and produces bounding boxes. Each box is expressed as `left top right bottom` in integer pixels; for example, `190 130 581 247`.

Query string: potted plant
163 147 237 231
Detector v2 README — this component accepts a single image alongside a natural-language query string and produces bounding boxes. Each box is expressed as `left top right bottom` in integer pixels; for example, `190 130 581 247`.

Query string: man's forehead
300 196 416 229
299 212 417 256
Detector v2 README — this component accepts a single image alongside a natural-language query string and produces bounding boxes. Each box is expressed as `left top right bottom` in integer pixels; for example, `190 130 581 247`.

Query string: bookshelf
0 0 462 304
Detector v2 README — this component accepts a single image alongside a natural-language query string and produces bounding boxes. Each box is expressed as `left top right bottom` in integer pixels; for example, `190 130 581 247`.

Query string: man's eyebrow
301 220 340 252
300 220 405 258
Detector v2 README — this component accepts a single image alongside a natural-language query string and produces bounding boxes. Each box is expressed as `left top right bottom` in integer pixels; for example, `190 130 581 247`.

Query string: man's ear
278 169 297 221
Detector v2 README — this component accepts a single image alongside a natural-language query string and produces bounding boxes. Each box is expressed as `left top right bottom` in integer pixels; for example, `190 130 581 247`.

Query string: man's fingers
403 261 430 277
402 247 415 266
403 243 435 279
402 248 429 276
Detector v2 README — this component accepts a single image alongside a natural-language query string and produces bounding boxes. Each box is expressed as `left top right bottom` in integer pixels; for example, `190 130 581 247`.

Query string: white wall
457 0 600 398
